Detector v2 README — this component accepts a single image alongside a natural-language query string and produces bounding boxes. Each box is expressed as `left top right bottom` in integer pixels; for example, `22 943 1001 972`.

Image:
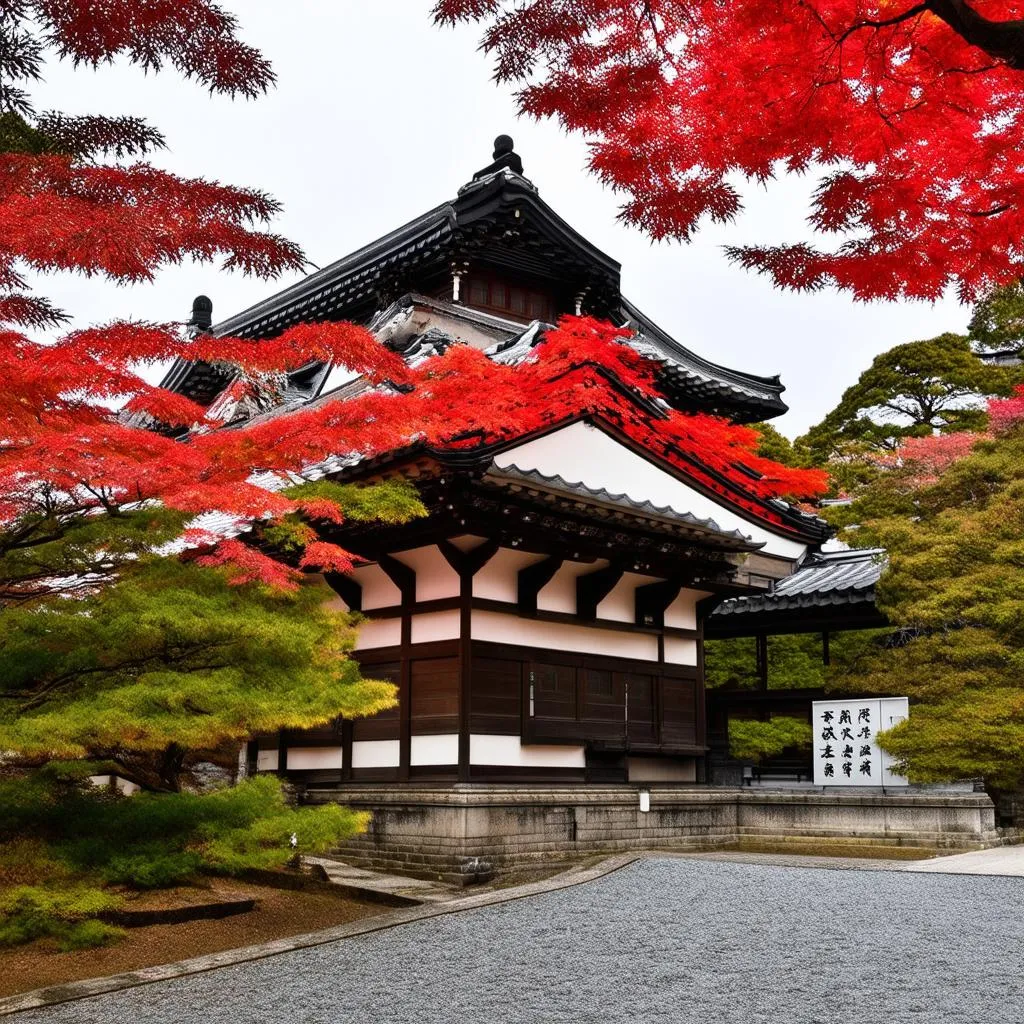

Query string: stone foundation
302 784 1002 884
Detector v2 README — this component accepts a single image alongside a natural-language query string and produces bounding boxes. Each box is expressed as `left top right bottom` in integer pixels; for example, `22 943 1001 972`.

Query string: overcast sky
29 2 966 437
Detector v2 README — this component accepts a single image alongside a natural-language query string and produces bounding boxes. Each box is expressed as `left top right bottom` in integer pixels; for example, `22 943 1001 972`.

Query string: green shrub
729 716 813 764
1 770 368 891
0 885 123 949
56 920 126 952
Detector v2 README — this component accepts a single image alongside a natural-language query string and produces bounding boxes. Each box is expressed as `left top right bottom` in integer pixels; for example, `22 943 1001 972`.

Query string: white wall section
495 421 808 559
286 746 344 771
470 734 586 767
663 636 698 666
392 545 460 602
474 548 547 602
596 571 652 623
472 609 659 661
351 740 400 769
411 609 461 643
410 733 459 766
351 563 401 610
354 618 402 650
537 559 609 614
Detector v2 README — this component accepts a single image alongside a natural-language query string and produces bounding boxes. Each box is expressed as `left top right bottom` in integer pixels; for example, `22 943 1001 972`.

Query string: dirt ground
0 879 385 998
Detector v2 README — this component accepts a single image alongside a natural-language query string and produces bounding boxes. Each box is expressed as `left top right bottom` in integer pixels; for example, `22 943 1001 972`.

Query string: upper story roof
162 138 788 423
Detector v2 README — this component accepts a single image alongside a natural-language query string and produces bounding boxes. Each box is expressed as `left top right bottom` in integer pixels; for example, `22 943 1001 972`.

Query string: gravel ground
17 857 1024 1024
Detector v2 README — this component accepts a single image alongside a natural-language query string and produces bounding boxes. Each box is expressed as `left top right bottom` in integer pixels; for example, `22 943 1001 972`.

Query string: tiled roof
486 463 763 549
713 548 886 617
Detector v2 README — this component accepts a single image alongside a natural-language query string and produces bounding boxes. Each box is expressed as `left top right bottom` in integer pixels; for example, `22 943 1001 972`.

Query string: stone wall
302 784 1001 885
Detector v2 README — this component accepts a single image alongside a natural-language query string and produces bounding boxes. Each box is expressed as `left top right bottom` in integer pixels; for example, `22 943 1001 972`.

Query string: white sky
27 1 966 437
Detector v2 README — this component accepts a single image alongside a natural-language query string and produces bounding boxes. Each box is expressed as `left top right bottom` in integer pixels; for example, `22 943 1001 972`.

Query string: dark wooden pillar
378 554 415 782
440 539 500 783
756 634 769 693
277 728 289 775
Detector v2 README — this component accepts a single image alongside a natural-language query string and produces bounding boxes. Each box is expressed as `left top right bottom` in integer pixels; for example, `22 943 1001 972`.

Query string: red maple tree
0 2 827 604
435 1 1024 302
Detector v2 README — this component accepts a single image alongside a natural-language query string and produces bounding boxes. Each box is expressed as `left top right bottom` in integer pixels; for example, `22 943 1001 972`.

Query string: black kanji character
858 727 871 739
824 763 835 777
821 727 837 741
859 760 872 775
820 745 835 759
843 745 854 759
859 745 872 757
822 711 835 723
841 727 854 740
858 708 871 723
839 710 852 725
842 762 853 777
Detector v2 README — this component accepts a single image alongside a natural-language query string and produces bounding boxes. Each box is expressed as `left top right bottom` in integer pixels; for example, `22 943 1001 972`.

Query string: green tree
800 333 1019 464
826 408 1024 796
0 480 423 792
969 280 1024 356
728 717 812 764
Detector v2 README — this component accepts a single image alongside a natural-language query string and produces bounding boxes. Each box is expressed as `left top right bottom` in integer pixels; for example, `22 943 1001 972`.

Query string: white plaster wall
392 545 460 602
664 636 698 666
410 733 459 766
352 563 401 610
596 571 652 624
411 609 461 643
257 749 279 772
473 548 547 602
470 734 586 768
351 740 401 769
537 559 609 614
664 589 710 630
286 746 344 771
472 609 659 661
628 757 697 782
495 421 808 559
354 618 402 650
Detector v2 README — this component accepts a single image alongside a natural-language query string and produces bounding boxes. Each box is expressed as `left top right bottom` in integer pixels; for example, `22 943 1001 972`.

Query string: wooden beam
376 554 416 604
323 571 362 613
634 578 682 628
518 556 563 614
577 564 624 620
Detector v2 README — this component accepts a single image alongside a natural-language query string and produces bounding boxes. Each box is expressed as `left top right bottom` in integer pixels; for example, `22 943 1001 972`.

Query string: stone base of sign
303 784 1000 885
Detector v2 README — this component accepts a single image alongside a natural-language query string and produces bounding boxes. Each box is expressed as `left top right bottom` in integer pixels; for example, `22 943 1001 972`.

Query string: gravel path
18 858 1024 1024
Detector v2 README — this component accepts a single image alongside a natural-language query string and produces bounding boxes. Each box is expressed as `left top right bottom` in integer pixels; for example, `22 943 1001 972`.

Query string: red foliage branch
2 314 829 589
436 1 1024 302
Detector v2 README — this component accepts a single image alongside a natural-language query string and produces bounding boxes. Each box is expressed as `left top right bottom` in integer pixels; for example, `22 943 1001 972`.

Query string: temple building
163 140 996 875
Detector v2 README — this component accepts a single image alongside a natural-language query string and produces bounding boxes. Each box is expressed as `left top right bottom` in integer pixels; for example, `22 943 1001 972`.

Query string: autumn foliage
437 1 1024 301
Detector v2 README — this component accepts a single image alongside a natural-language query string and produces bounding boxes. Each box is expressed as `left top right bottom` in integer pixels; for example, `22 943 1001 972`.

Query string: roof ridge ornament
472 134 525 181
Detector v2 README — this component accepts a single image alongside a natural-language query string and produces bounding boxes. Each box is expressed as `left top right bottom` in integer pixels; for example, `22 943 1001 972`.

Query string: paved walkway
15 856 1024 1024
903 844 1024 876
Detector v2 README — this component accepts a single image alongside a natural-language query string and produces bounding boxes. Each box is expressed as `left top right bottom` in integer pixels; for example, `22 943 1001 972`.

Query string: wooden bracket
518 556 563 615
576 564 624 620
634 578 683 629
323 571 363 613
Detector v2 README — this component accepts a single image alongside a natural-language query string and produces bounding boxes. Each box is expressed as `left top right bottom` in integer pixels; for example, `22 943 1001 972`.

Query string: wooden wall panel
625 672 657 745
352 661 401 741
411 656 460 734
533 662 577 722
470 657 521 734
661 677 698 743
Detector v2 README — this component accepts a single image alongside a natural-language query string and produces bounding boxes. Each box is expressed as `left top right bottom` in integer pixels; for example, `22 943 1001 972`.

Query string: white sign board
812 698 909 787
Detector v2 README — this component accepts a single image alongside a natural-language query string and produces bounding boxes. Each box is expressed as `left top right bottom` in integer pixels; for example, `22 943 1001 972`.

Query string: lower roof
708 548 887 635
